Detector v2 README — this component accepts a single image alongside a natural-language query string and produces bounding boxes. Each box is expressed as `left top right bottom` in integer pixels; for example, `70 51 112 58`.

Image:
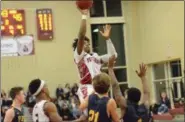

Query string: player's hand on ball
78 8 89 15
108 55 116 68
100 24 112 40
135 63 147 78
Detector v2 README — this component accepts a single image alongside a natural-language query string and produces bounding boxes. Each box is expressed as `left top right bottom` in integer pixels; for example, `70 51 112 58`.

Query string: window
102 68 127 82
180 80 184 97
152 60 183 102
90 0 104 17
153 63 165 80
170 60 182 77
91 24 126 66
172 81 178 98
90 1 126 98
106 0 122 17
114 69 127 82
91 23 127 98
90 0 122 17
154 81 167 102
170 79 184 100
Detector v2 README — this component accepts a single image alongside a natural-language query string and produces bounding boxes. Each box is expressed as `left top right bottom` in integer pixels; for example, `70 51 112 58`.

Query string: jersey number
18 116 25 122
88 110 99 122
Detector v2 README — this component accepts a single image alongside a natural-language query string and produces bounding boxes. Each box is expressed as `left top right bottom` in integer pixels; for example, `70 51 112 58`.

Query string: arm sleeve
74 48 86 63
107 38 117 57
100 54 109 63
100 38 117 63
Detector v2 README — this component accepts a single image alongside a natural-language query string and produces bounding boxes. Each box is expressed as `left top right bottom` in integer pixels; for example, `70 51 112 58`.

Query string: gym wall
138 1 184 64
1 1 184 98
124 1 184 101
1 1 90 96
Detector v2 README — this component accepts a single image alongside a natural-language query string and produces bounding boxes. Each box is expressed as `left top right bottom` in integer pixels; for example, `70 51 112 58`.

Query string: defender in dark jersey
108 55 151 122
4 87 25 122
79 73 120 122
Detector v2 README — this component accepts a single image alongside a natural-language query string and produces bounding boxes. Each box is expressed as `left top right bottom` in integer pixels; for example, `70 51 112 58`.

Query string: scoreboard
1 9 26 36
36 9 53 40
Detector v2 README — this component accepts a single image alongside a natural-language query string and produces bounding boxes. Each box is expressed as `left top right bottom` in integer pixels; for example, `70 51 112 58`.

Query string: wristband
82 15 87 20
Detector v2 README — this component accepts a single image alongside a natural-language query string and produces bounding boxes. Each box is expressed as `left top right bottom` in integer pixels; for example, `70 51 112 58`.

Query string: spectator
56 84 64 98
64 83 70 91
60 104 74 120
1 90 7 122
57 96 64 108
71 98 81 119
158 91 171 114
64 83 71 99
71 83 78 96
1 90 6 98
69 92 75 102
1 90 12 121
62 93 69 101
2 91 12 108
55 102 62 117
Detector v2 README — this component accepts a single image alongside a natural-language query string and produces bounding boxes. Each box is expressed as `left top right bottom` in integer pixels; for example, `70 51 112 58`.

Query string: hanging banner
1 35 34 57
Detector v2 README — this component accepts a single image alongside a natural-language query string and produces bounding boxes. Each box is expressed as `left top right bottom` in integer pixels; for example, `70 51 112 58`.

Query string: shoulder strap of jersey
136 104 150 121
21 106 24 114
11 106 23 113
42 100 49 117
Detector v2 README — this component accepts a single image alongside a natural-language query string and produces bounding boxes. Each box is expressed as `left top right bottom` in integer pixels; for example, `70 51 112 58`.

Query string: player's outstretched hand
135 63 147 78
108 55 116 69
100 24 112 40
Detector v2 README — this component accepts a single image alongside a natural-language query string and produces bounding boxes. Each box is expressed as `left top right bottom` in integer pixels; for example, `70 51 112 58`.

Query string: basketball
76 0 93 10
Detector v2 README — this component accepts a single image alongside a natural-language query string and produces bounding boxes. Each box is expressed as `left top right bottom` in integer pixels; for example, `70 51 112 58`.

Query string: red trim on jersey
74 55 92 84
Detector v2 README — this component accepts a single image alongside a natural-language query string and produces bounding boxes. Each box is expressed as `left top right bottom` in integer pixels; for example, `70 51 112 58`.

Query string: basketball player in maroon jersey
72 8 117 121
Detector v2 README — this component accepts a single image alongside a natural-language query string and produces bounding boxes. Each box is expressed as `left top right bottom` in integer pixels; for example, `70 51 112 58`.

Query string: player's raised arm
44 102 63 122
108 55 127 110
100 25 117 63
135 63 150 107
77 8 88 55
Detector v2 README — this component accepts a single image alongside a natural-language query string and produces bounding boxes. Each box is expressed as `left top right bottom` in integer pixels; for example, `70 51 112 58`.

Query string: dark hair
93 73 110 94
29 79 42 96
9 87 23 100
65 83 70 88
160 91 168 99
74 83 78 87
127 87 141 103
72 37 90 51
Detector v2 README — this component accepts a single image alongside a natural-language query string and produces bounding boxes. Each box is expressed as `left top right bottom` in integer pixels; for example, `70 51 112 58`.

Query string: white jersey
32 100 49 122
74 49 102 84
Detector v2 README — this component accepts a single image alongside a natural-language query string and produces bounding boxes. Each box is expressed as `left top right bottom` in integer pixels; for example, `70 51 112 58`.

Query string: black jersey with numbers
88 94 111 122
11 107 25 122
123 101 150 122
